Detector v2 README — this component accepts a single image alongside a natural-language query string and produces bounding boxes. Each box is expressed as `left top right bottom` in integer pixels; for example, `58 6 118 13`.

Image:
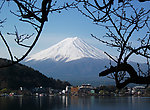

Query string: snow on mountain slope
26 37 110 62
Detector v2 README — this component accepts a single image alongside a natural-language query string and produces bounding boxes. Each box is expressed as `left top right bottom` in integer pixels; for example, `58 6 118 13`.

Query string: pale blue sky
0 0 149 63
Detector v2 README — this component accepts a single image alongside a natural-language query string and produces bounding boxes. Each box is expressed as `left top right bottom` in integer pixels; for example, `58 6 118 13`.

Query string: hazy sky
0 0 149 63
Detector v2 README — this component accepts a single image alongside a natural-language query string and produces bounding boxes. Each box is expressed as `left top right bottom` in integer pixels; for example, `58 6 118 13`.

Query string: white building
132 86 145 94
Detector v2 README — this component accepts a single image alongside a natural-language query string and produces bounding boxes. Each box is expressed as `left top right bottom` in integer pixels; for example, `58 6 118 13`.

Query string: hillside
0 58 71 90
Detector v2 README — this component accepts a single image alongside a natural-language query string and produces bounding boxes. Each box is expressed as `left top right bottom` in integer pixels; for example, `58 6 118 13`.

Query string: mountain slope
0 58 71 90
26 37 110 62
24 37 114 85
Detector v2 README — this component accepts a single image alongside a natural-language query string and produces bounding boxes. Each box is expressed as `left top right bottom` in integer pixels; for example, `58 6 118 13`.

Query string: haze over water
0 96 150 110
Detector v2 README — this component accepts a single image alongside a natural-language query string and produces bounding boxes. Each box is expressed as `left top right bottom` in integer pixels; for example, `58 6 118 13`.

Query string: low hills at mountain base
0 58 71 90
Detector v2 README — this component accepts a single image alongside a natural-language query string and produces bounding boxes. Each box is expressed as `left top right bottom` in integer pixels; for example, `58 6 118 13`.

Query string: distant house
79 84 94 94
71 86 79 95
32 87 53 96
127 87 132 95
132 86 145 95
90 90 95 94
66 86 71 94
80 84 93 89
62 90 66 94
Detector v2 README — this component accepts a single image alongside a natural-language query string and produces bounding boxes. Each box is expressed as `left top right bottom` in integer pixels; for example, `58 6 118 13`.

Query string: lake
0 96 150 110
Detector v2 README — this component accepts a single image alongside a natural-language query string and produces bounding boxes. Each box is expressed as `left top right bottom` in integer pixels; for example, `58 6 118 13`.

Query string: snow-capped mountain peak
26 37 109 62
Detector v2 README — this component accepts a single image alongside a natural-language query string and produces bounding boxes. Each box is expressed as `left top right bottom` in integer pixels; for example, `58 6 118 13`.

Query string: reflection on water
0 96 150 110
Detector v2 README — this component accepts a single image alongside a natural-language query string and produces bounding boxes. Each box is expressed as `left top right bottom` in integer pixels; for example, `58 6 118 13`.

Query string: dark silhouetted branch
100 63 150 89
0 32 13 61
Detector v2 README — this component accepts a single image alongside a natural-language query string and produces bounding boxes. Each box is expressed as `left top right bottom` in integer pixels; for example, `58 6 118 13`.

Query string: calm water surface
0 96 150 110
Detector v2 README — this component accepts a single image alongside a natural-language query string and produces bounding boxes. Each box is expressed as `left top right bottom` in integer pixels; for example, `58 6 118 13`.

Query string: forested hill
0 58 71 90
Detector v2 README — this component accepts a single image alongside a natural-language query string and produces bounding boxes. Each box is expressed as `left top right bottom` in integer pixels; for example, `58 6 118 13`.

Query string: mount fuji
26 37 110 62
24 37 114 85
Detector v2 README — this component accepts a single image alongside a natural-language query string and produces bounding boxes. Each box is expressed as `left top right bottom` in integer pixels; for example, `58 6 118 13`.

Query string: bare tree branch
77 0 150 88
0 32 13 61
0 0 74 68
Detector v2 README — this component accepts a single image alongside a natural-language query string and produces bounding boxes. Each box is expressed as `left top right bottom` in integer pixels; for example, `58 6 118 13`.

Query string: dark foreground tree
0 0 73 68
75 0 150 89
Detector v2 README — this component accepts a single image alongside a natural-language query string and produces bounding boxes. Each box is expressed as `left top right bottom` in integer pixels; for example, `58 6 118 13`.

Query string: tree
75 0 150 89
0 0 74 68
75 0 149 23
